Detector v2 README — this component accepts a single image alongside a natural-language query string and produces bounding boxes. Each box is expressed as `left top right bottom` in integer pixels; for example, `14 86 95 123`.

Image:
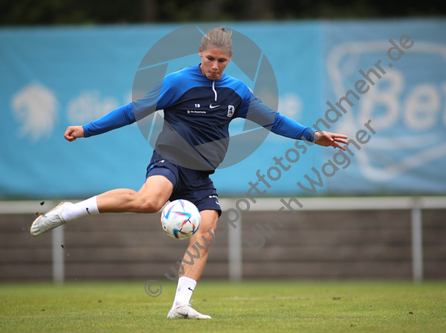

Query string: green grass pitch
1 280 445 332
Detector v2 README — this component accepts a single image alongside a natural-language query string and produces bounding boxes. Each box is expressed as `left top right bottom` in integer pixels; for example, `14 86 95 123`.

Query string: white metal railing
1 196 445 283
219 196 446 283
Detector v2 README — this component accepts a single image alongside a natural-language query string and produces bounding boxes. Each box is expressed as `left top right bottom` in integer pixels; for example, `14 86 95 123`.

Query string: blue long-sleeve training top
83 64 315 170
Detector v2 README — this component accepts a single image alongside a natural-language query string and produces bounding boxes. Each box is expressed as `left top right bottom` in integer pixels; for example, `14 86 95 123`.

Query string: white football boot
167 303 212 319
30 202 72 236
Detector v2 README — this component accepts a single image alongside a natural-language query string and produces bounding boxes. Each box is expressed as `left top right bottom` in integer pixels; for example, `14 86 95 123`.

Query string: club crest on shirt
227 105 235 118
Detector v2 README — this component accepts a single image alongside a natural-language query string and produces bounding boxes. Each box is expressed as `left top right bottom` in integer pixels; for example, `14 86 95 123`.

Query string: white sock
61 196 99 221
171 276 197 309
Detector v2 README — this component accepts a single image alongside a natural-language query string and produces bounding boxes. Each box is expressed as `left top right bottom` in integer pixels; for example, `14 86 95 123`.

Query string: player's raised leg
167 209 218 319
30 175 173 236
96 175 172 213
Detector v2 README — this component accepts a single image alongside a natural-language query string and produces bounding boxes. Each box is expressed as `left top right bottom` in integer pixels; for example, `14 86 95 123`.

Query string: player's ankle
61 196 99 221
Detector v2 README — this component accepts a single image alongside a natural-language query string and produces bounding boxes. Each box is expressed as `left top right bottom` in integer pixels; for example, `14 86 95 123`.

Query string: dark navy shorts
146 151 222 216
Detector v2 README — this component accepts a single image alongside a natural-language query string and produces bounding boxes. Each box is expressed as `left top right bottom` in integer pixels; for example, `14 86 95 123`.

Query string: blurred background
1 0 445 282
1 0 446 24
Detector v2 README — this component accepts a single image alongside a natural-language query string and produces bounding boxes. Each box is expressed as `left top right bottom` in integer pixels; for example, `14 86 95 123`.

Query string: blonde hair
201 27 233 54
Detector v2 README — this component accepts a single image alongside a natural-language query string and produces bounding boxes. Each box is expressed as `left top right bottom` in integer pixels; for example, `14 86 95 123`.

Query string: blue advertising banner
322 20 446 195
0 20 445 199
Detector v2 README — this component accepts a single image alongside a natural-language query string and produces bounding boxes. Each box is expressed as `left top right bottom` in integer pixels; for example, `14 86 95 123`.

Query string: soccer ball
161 199 201 240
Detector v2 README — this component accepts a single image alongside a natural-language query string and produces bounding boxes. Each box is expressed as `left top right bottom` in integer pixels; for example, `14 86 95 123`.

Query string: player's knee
138 198 162 214
197 220 217 237
190 227 215 249
208 223 217 235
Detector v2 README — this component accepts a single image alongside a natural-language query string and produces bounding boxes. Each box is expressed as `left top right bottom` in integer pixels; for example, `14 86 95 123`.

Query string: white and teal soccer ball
161 199 201 240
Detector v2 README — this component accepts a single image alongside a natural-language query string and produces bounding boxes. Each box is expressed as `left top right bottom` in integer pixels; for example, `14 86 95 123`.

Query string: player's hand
64 126 85 142
313 131 348 151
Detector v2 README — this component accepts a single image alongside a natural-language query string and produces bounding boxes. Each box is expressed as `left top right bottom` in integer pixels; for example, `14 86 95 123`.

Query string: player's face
199 46 232 80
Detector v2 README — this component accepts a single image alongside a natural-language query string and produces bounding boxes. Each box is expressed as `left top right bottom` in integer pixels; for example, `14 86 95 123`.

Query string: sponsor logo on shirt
187 110 207 114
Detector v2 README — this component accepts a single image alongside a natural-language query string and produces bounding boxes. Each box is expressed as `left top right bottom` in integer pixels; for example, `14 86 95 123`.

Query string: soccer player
31 27 348 319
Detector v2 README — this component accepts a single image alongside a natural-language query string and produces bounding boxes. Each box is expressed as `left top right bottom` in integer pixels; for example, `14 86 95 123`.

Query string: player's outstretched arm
313 131 348 151
64 126 85 142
